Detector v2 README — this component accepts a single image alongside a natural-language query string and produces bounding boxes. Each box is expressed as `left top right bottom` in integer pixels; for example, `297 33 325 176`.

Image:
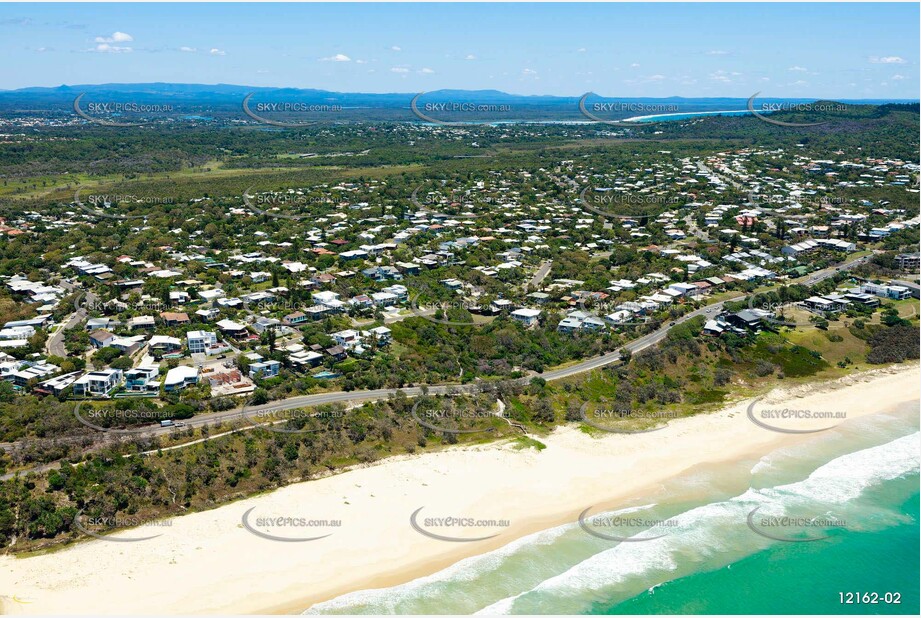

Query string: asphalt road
46 289 97 358
527 261 553 290
2 256 867 478
3 294 739 462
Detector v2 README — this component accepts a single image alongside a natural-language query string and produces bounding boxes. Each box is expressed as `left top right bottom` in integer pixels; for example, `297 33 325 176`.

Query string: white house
511 308 541 327
164 366 199 392
186 330 218 354
72 369 123 397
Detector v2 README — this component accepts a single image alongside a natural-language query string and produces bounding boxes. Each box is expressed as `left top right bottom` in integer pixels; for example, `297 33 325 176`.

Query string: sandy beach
1 364 918 616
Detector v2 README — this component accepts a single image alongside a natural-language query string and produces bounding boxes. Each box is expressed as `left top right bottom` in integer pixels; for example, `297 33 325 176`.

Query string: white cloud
391 46 401 52
390 67 410 74
94 31 133 44
647 74 665 81
89 43 131 53
209 48 226 56
892 74 906 80
870 56 906 64
179 46 197 53
577 48 586 53
522 68 538 76
465 54 476 60
788 66 808 72
356 59 367 64
630 63 640 68
706 50 729 56
418 67 435 74
320 53 351 62
709 70 733 83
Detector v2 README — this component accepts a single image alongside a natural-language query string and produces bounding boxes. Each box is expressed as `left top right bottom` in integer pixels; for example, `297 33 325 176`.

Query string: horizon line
1 82 918 103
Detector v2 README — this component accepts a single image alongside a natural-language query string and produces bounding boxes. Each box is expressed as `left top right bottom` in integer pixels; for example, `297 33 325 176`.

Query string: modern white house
72 369 123 397
861 282 912 300
368 326 392 344
163 365 200 392
149 335 182 354
332 329 361 349
125 366 160 392
186 330 218 354
249 360 281 379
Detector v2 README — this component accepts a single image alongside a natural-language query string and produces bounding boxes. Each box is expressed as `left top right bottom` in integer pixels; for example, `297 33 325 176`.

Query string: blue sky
0 2 917 98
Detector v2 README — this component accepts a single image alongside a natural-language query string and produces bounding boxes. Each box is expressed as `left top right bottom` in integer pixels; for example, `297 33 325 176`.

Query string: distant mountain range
0 83 915 122
1 82 914 105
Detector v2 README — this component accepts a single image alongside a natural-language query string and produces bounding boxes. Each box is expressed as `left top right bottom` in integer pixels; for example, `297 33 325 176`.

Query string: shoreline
623 109 756 122
1 363 918 616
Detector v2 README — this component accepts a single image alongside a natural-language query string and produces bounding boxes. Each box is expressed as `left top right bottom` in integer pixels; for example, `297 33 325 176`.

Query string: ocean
625 110 761 123
305 403 920 615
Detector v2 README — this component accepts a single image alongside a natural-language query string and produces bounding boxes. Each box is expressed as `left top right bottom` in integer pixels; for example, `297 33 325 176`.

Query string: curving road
1 255 866 478
46 288 98 358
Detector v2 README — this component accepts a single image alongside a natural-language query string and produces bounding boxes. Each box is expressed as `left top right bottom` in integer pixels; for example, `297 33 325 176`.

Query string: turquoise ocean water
305 403 920 615
626 110 759 123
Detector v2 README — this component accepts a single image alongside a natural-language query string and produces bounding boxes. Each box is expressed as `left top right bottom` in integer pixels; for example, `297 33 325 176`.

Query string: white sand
1 364 917 615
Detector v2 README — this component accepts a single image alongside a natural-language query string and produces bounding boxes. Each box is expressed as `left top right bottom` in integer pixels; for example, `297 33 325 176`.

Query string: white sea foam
308 433 920 614
478 432 920 614
306 502 661 614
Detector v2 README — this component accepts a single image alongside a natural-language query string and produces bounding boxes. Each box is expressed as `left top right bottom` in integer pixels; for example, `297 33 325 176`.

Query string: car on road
669 321 676 326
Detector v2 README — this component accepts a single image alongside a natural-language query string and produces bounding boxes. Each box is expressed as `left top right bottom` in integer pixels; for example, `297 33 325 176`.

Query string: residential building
72 369 123 397
861 282 912 300
127 315 156 330
510 308 541 327
149 335 182 354
249 360 281 379
163 366 199 392
125 366 160 392
160 311 190 326
895 253 920 271
186 330 218 354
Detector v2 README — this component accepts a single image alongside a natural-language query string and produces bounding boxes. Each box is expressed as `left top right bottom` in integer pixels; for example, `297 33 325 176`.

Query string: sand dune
1 363 917 615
